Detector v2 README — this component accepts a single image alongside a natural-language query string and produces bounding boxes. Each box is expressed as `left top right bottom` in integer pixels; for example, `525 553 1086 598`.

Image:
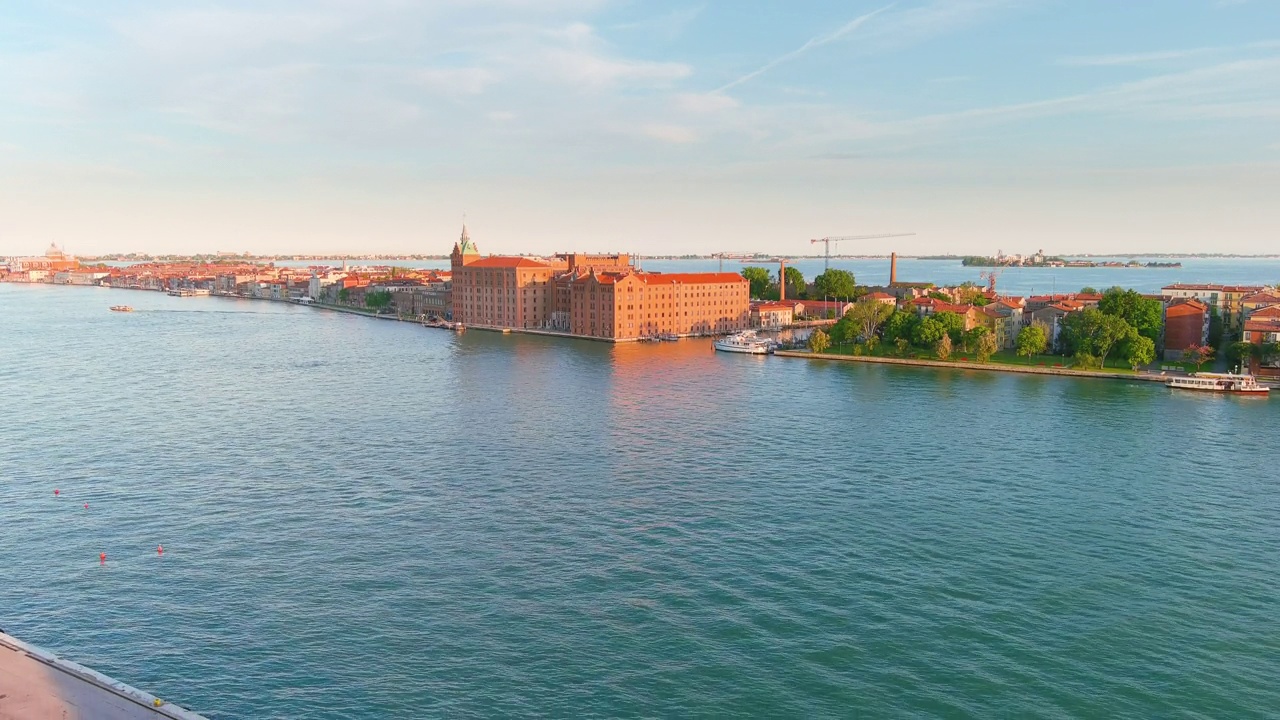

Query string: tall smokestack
890 252 897 286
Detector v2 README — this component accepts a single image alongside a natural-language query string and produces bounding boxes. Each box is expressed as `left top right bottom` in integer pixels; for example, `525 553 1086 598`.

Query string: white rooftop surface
0 631 207 720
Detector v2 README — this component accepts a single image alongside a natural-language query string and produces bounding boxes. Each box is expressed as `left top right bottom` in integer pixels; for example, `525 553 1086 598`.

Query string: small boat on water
713 330 774 355
166 288 210 297
1166 372 1269 395
109 305 134 312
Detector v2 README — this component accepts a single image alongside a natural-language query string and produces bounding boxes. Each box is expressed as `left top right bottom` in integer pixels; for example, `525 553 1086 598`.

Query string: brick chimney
890 252 897 285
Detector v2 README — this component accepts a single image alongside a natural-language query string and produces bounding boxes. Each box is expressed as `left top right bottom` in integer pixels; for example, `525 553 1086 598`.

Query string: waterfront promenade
777 350 1172 382
0 631 205 720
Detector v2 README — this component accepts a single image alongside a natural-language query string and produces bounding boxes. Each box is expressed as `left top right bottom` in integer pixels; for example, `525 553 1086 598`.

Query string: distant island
961 253 1181 269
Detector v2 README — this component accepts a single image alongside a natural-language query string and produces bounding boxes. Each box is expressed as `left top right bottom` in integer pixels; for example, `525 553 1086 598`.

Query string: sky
2 0 1279 257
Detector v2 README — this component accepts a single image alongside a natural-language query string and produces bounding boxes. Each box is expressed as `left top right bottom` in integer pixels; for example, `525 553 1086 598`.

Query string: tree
955 282 991 306
338 287 351 303
912 317 945 347
1080 286 1099 295
784 266 806 300
961 326 989 353
365 290 394 310
976 331 998 363
811 269 857 299
828 314 857 345
936 333 953 360
928 290 951 302
846 298 893 342
1016 325 1047 359
808 329 830 354
932 311 966 343
1208 306 1224 348
1098 288 1162 342
1059 308 1136 367
741 267 772 299
1124 335 1156 370
1182 344 1215 370
894 337 910 356
881 309 918 343
1226 340 1259 366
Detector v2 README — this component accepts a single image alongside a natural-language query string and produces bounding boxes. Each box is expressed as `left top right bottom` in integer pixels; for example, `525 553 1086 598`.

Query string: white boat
714 330 774 355
1166 372 1269 395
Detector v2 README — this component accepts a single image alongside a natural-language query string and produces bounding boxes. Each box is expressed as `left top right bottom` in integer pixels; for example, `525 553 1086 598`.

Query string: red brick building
1163 298 1209 360
449 226 750 340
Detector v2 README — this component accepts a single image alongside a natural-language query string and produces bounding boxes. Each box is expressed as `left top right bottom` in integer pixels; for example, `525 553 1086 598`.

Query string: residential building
752 301 794 329
1163 299 1210 360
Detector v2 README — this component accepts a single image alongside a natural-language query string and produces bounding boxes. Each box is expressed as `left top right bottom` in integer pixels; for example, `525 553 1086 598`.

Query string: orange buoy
99 552 106 564
157 545 164 556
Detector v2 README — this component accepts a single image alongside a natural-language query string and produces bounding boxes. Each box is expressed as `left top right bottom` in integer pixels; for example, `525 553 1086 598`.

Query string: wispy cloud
1060 40 1280 67
716 4 894 92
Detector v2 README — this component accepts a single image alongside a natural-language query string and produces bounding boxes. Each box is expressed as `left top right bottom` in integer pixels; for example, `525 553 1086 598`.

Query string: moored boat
713 330 774 355
1166 372 1269 395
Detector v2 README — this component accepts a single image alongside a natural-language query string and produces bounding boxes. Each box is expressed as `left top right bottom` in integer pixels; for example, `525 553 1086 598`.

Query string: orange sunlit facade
449 226 749 341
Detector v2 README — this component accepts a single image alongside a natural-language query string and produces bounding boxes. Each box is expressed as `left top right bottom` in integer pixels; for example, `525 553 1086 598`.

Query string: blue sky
1 0 1278 256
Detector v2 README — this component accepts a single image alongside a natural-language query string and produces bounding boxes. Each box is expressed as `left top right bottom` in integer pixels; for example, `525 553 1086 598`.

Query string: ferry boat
166 288 210 297
713 330 774 355
109 305 134 312
1166 372 1269 395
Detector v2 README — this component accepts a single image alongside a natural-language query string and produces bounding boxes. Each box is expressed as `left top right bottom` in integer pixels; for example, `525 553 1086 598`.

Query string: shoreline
775 350 1169 382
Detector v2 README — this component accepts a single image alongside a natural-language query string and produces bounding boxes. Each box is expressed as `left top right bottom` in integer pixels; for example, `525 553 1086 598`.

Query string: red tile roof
1166 300 1208 317
466 256 554 268
639 272 747 285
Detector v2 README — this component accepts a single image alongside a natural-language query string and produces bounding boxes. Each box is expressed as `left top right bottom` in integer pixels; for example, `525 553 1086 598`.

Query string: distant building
8 244 79 273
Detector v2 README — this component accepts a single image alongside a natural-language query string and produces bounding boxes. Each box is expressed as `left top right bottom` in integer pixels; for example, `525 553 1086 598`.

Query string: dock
0 630 206 720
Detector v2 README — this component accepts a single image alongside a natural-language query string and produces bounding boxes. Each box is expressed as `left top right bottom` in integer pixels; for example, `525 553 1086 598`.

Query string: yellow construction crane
810 233 916 271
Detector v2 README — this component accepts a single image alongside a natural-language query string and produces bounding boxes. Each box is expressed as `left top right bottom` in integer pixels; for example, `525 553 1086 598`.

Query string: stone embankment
775 350 1168 382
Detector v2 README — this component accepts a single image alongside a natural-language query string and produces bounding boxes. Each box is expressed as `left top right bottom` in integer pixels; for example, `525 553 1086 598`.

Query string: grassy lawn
819 342 1142 374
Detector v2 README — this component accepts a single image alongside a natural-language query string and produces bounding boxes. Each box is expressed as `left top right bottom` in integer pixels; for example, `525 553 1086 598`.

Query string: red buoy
157 545 164 556
99 552 106 564
54 489 60 496
84 503 89 509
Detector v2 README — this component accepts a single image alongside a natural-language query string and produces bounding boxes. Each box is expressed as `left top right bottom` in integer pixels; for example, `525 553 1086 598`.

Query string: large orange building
449 226 750 341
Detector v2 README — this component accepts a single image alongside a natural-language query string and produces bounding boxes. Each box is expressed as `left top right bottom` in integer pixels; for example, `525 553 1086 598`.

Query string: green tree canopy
808 329 830 354
932 311 966 342
847 298 894 341
976 331 998 363
1016 324 1047 358
1080 286 1099 295
1226 340 1259 364
365 290 394 310
1060 307 1137 365
881 309 918 343
784 266 806 299
961 325 989 353
1098 288 1162 342
811 269 857 299
741 267 772 299
912 317 946 347
1124 335 1156 370
936 333 953 360
829 315 857 345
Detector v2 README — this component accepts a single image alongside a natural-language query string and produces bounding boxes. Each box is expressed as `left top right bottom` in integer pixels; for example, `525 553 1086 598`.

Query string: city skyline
2 1 1279 256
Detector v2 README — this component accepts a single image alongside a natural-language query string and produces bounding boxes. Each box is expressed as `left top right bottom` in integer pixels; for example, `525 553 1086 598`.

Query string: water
2 283 1278 719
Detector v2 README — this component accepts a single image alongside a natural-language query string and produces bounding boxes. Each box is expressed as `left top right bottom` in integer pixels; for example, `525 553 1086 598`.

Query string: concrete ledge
775 350 1168 382
0 631 206 720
